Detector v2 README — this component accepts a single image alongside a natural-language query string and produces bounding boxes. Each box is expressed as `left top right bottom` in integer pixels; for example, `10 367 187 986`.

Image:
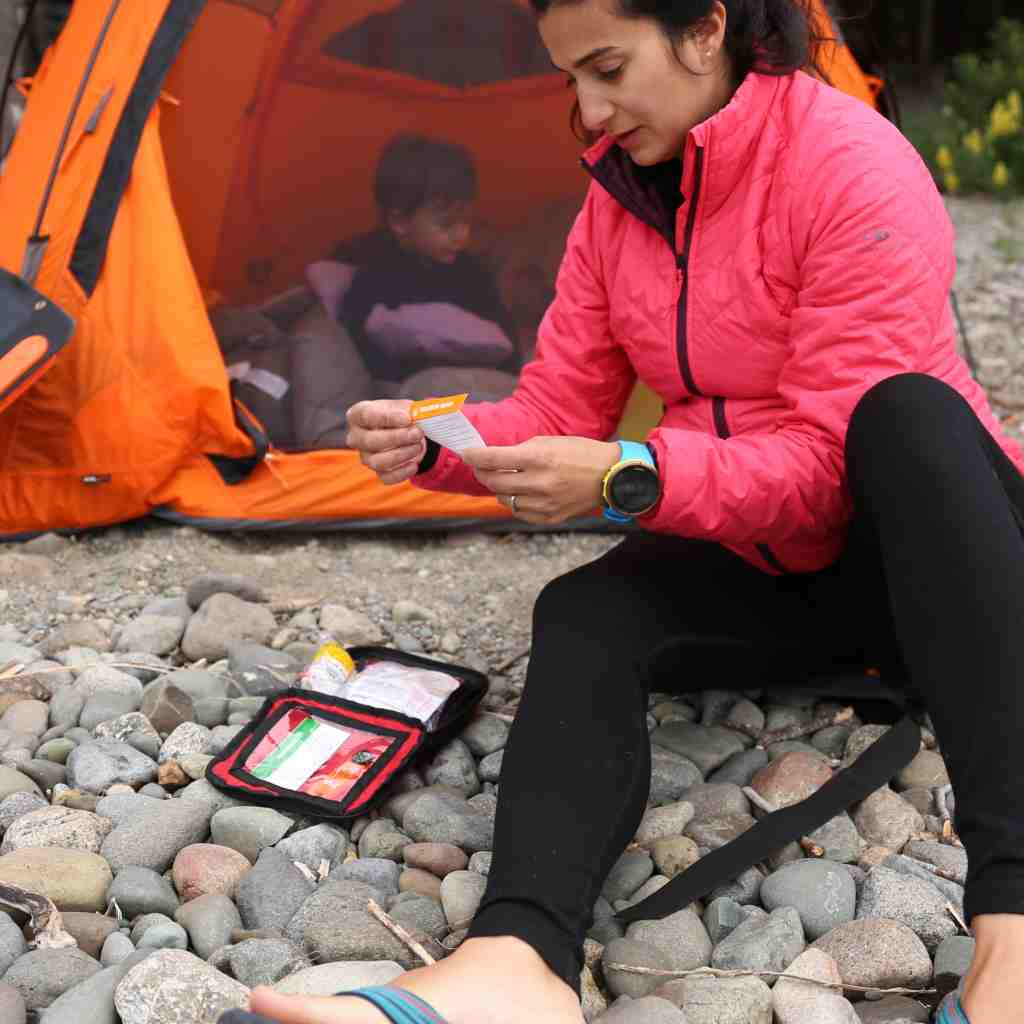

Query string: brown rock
853 787 924 850
399 867 443 900
158 760 189 789
895 750 950 791
858 845 895 871
60 912 119 958
402 842 469 878
173 843 252 901
650 835 700 877
684 813 755 849
140 682 195 736
751 752 832 809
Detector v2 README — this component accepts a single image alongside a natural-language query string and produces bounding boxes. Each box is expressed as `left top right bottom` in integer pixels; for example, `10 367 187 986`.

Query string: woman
252 2 1024 1022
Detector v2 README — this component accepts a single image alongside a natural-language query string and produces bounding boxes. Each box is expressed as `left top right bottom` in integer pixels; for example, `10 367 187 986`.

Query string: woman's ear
687 0 728 67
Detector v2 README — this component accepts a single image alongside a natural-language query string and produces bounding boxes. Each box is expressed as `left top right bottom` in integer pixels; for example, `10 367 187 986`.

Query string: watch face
610 463 660 514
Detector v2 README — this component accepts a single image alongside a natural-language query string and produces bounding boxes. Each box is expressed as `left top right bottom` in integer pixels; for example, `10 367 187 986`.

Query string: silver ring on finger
510 494 519 514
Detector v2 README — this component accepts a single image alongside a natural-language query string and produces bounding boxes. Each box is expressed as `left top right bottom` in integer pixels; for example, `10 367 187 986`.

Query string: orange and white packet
410 393 486 456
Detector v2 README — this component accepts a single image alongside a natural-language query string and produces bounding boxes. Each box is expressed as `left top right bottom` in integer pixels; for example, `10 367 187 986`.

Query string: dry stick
756 706 855 748
602 962 937 997
742 786 779 816
947 902 969 936
799 836 825 857
0 882 78 950
496 647 531 674
367 899 437 966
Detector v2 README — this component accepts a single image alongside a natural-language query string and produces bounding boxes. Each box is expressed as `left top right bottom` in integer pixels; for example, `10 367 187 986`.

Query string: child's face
389 199 475 265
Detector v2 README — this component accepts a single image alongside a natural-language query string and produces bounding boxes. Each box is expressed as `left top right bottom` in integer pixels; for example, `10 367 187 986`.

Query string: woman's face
539 0 733 166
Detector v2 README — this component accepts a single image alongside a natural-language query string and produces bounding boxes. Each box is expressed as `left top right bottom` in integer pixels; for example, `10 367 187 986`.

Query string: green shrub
913 18 1024 196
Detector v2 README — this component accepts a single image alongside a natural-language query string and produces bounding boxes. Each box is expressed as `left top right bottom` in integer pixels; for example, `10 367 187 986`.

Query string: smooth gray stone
401 791 493 853
708 748 769 787
0 982 25 1024
99 933 136 967
0 910 29 975
679 782 750 820
107 866 180 920
38 949 151 1024
439 870 487 931
459 715 509 757
854 994 930 1023
49 689 86 730
856 866 957 953
136 920 189 951
65 741 158 793
36 738 77 764
649 747 704 806
602 937 674 999
0 791 48 833
388 896 448 942
3 947 101 1012
712 906 805 974
597 995 688 1023
805 813 863 864
659 975 773 1024
703 896 745 945
329 857 402 897
193 698 230 729
175 893 242 960
760 859 856 940
79 693 141 733
651 722 746 775
226 938 310 988
186 574 266 611
130 914 175 946
107 653 168 684
100 797 213 874
602 850 655 904
478 750 503 782
236 848 316 931
274 823 348 871
625 908 713 973
159 669 231 702
904 840 968 885
423 739 480 798
933 935 976 995
227 644 299 697
708 866 764 906
94 792 164 827
881 854 965 911
210 806 294 863
284 884 421 970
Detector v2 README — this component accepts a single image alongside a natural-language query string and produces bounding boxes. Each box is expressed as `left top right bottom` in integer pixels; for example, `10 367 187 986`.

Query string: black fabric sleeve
418 440 442 474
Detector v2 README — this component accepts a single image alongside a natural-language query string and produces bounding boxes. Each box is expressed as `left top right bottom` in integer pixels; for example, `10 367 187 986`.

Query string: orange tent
0 0 883 539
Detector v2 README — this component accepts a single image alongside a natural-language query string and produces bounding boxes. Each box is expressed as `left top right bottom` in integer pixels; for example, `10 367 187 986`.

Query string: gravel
1 197 1017 1019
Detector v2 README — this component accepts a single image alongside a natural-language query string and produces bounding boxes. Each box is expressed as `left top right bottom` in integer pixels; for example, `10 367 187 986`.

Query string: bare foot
961 915 1024 1023
249 936 585 1024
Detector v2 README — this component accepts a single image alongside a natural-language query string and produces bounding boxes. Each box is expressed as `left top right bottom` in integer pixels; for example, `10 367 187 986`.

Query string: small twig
0 882 77 950
725 719 763 742
495 647 530 674
0 661 24 679
270 596 324 614
947 902 969 935
743 787 779 815
293 861 317 883
935 785 953 823
800 837 825 857
367 899 436 966
603 962 936 997
758 706 854 748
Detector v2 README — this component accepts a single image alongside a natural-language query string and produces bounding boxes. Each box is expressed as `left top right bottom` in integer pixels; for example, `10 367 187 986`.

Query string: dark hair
374 135 478 217
528 0 829 141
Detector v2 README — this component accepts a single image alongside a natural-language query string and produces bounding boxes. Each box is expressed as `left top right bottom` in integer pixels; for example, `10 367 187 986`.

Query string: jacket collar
582 71 786 234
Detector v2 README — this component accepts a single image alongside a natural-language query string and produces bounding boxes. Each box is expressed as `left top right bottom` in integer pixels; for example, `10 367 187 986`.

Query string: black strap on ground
616 706 922 925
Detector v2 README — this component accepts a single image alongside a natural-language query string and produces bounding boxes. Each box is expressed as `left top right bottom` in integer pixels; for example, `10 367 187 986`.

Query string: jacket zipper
676 146 705 397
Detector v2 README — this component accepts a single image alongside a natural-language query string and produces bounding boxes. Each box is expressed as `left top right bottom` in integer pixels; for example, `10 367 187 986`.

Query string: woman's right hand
345 399 427 485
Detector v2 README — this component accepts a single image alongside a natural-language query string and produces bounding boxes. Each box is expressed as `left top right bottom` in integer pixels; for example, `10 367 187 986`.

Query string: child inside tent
320 135 520 392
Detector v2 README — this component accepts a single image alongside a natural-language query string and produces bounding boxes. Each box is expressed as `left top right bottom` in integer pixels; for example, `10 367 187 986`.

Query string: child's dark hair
374 135 478 217
528 0 830 140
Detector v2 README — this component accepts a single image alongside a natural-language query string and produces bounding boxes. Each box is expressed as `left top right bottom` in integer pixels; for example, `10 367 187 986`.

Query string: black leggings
464 372 1024 993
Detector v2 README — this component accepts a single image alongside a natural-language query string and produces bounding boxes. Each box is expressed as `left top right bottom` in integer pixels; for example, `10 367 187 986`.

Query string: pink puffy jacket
414 70 1024 573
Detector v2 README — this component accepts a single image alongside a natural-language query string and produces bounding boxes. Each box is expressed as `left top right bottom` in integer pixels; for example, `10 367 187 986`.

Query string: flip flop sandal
216 988 450 1024
344 987 450 1023
935 990 971 1023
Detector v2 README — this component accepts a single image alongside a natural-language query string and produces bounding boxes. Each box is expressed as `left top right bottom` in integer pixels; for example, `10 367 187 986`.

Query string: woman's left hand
461 437 620 524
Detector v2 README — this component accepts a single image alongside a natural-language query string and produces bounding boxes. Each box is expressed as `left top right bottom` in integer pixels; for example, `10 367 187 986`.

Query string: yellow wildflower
944 172 960 193
936 145 954 170
1009 90 1022 119
993 162 1011 189
989 95 1022 140
963 130 984 155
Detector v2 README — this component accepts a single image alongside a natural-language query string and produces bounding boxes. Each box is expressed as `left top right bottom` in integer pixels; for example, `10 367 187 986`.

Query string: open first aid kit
205 646 487 820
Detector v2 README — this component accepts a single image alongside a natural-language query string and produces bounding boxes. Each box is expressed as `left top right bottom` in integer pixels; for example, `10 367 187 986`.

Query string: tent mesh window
322 0 552 87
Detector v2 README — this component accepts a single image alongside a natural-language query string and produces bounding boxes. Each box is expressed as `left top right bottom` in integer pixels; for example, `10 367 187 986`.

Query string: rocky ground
0 196 1017 1023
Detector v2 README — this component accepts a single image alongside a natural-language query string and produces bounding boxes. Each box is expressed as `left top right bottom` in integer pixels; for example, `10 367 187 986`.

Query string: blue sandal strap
936 992 971 1024
344 986 449 1024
